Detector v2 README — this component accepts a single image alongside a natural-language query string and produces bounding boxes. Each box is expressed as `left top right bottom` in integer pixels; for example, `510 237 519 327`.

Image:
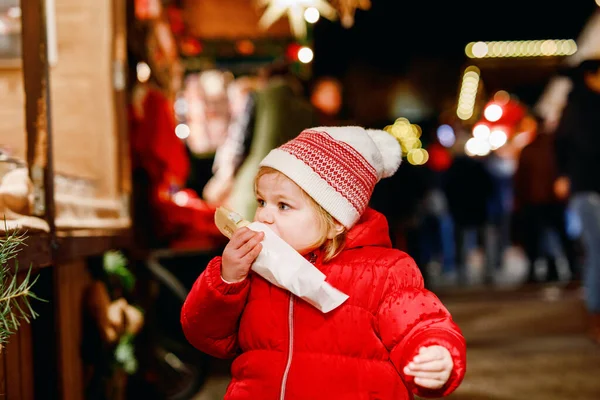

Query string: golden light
465 39 577 58
471 42 488 58
136 62 151 83
541 39 558 55
457 66 480 120
298 46 314 63
402 137 422 152
304 7 320 23
384 118 426 164
257 0 337 38
407 148 429 166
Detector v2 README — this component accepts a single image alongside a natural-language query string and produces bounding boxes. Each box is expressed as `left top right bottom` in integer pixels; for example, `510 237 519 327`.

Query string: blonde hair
255 167 347 262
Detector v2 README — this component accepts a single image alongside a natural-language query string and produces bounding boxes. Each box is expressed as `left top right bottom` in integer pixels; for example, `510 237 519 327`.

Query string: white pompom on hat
259 126 402 229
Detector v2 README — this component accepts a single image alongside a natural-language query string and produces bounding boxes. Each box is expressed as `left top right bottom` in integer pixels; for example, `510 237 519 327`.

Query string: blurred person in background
309 76 353 126
203 75 259 206
442 149 494 285
554 58 600 344
184 70 233 196
370 159 433 285
514 113 579 285
483 149 516 279
225 60 318 220
419 140 456 287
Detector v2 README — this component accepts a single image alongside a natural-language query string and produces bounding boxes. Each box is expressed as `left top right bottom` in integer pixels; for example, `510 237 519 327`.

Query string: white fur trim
366 129 402 178
259 149 360 228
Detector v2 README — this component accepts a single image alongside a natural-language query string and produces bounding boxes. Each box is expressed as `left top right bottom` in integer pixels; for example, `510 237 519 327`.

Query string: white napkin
247 221 349 313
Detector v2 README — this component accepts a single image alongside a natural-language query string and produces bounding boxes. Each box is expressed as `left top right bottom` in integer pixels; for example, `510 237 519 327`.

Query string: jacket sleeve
375 254 466 398
180 256 250 359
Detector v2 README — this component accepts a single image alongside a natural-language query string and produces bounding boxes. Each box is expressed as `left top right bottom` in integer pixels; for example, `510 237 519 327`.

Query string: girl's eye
278 203 290 210
257 199 265 207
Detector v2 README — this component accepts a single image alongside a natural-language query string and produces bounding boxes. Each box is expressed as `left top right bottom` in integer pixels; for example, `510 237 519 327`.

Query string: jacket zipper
280 252 314 399
279 294 294 400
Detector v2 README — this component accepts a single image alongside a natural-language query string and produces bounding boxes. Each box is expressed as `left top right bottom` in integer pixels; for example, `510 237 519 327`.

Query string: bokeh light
175 123 190 139
304 7 320 23
384 118 427 165
484 104 503 122
437 124 456 148
298 47 314 63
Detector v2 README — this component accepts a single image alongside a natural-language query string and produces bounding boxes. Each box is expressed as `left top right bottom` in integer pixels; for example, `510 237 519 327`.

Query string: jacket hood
344 208 392 250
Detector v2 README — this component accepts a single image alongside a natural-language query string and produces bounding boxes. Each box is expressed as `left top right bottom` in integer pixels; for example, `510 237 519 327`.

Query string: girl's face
254 171 325 255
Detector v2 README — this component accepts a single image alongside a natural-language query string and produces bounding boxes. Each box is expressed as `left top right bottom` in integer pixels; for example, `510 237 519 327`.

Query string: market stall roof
183 0 291 39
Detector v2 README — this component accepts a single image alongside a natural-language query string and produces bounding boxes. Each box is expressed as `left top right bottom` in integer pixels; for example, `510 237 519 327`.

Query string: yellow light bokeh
465 39 577 58
407 148 429 166
384 118 426 165
457 66 480 120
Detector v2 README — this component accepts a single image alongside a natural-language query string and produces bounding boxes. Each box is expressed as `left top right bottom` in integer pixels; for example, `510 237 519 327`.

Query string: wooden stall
0 0 130 398
180 0 298 75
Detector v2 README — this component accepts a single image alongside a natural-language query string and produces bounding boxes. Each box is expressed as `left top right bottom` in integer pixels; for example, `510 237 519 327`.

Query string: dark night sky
313 0 598 77
309 1 599 125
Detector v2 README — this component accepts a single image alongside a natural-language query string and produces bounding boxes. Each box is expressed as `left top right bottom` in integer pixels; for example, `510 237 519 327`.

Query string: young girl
181 126 466 399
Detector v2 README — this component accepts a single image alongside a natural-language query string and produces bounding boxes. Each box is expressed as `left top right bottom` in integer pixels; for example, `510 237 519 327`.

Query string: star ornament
256 0 338 38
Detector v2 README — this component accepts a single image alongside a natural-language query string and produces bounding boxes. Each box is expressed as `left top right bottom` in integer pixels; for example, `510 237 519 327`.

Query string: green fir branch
0 228 44 345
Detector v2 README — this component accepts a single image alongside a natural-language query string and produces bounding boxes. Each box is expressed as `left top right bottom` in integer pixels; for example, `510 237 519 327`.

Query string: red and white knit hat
259 126 402 229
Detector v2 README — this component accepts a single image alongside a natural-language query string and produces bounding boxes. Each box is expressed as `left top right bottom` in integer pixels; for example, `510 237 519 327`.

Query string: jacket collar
345 208 392 250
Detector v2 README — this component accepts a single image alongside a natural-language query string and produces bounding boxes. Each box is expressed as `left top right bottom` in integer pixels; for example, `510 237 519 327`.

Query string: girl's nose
256 206 274 224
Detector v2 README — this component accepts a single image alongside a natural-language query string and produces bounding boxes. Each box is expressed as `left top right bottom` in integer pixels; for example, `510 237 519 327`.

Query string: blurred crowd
128 57 600 344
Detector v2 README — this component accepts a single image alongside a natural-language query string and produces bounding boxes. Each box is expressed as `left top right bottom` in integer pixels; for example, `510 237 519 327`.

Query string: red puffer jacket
181 208 466 399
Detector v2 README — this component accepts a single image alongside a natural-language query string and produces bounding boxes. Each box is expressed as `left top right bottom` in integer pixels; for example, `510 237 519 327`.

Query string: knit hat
259 126 402 229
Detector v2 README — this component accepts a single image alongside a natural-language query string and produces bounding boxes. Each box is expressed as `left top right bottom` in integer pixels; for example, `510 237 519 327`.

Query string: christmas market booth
0 0 132 398
1 0 378 398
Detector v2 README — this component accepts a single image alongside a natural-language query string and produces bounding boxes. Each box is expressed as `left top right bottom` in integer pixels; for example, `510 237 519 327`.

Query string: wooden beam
54 229 132 264
13 230 132 271
18 233 53 270
0 347 5 397
21 0 57 239
112 0 131 199
54 259 91 400
3 322 22 398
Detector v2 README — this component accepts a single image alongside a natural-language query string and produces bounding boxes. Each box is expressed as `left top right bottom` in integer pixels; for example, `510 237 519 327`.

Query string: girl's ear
326 221 345 240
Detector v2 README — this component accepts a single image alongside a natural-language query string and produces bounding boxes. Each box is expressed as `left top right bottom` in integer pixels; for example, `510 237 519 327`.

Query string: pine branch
0 227 44 345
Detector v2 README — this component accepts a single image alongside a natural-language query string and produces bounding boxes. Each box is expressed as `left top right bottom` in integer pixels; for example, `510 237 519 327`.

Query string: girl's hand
221 227 264 283
403 346 453 390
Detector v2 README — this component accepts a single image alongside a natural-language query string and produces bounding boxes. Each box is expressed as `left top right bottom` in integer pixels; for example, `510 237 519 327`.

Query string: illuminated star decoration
256 0 338 39
330 0 371 28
